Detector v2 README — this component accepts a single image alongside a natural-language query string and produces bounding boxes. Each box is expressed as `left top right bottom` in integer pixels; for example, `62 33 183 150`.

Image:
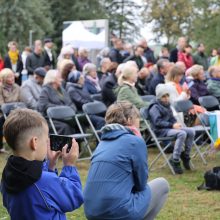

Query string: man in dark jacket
148 59 170 95
26 40 45 76
43 38 56 69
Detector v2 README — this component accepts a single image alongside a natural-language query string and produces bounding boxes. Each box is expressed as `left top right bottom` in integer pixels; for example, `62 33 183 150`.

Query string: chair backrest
198 95 220 110
47 106 76 120
1 102 27 118
91 94 103 102
141 95 156 103
82 101 107 115
173 100 194 113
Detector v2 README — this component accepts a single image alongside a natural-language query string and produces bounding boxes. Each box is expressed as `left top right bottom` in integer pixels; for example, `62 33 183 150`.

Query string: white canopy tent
62 21 106 49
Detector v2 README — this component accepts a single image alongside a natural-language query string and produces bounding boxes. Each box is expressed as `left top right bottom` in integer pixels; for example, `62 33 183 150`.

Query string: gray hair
100 57 111 67
157 59 169 71
43 69 59 85
83 63 96 75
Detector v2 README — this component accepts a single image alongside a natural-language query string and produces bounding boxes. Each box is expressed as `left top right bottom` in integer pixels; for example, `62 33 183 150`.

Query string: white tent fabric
62 21 106 49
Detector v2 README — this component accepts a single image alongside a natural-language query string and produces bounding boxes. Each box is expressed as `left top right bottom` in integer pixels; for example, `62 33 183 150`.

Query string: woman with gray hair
84 101 169 220
37 69 76 134
83 63 101 94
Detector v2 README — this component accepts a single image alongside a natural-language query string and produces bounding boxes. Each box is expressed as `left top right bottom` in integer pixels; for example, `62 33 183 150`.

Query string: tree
101 0 142 42
142 0 193 45
0 0 53 53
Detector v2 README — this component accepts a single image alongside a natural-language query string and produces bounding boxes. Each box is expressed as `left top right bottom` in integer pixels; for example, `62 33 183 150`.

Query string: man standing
26 40 45 76
193 43 209 71
43 38 56 70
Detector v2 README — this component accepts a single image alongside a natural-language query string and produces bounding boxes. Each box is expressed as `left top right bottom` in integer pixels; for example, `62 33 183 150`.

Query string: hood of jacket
1 156 43 194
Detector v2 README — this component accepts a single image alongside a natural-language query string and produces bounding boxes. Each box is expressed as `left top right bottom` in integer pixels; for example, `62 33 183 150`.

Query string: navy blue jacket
84 126 151 220
147 99 176 136
148 72 165 95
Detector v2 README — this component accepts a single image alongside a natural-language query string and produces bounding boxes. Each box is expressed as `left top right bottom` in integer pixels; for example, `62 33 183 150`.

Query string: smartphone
187 81 195 88
50 134 72 152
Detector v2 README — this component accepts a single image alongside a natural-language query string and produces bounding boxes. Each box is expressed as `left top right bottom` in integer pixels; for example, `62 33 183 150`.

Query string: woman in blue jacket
84 101 169 220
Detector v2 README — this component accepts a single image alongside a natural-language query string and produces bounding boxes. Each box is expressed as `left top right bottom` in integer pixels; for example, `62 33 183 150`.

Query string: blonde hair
57 59 74 74
43 69 58 85
187 65 203 78
83 63 96 75
118 65 138 86
0 68 14 83
105 101 140 125
166 65 184 82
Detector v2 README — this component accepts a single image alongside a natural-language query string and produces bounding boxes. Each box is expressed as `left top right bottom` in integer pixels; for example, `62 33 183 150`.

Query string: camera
50 134 72 152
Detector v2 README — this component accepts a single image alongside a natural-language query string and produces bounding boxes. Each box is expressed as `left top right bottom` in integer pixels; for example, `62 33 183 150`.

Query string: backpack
198 166 220 190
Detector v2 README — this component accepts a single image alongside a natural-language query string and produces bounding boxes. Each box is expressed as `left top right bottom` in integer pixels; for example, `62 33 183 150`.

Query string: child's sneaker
169 158 183 174
180 152 191 170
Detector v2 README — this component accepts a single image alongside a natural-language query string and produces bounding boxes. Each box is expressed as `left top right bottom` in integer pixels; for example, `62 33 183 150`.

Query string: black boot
180 152 191 170
169 158 183 174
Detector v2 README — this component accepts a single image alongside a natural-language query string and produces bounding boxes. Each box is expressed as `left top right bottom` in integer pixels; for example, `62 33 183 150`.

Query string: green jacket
207 78 220 98
115 84 149 109
193 52 209 70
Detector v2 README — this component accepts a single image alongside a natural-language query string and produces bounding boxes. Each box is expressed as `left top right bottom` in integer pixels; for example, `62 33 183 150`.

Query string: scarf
8 50 19 64
2 155 43 194
86 75 101 92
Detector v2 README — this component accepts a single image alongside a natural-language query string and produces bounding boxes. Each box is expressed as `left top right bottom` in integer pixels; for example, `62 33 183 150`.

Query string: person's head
166 65 184 83
113 38 123 50
3 109 48 161
60 60 75 81
209 66 220 78
156 84 170 105
34 40 42 54
118 63 138 85
43 69 62 88
115 63 125 78
0 68 15 85
124 43 133 54
33 67 46 85
212 48 218 57
44 38 53 49
68 71 84 86
188 65 205 81
183 44 192 54
157 59 170 76
105 101 140 128
197 43 205 53
138 67 150 80
78 47 89 58
177 37 187 50
100 57 111 72
161 47 169 57
23 46 32 54
8 41 18 52
175 61 186 73
138 38 148 49
134 45 144 57
83 63 97 78
59 46 74 60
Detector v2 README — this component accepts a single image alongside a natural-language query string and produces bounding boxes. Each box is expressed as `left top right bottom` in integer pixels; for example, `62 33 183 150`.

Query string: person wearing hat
43 38 56 70
20 67 46 109
147 84 195 174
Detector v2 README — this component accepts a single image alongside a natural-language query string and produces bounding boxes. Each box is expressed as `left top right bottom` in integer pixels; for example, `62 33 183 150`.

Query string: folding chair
140 107 176 175
82 101 107 142
141 95 156 103
198 95 220 111
47 106 93 160
91 94 103 102
173 99 211 164
1 102 27 119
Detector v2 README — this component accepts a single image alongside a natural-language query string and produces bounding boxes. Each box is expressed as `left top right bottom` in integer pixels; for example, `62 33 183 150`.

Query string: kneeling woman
83 101 169 220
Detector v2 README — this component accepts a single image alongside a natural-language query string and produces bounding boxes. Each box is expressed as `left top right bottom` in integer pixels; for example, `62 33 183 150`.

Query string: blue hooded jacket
83 124 151 220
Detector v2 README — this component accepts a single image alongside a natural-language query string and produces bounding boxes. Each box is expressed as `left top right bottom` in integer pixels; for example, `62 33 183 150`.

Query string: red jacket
178 51 193 69
0 59 4 71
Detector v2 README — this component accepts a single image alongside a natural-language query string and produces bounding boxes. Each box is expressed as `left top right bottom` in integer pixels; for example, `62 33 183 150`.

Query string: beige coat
0 84 21 105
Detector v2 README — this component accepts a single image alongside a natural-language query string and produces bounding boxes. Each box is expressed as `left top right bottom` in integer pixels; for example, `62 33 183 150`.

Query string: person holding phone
1 108 83 220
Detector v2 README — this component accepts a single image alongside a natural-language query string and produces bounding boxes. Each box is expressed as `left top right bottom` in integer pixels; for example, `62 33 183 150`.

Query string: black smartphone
50 134 72 152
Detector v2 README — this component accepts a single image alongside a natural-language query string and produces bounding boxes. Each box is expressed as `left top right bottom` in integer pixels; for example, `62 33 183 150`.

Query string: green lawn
0 148 220 220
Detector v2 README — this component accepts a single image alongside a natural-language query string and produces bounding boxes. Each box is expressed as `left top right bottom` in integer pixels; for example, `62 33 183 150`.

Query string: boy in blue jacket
1 109 83 219
147 84 195 174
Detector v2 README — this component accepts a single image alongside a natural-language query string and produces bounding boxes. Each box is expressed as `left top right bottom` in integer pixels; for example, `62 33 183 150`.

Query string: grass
0 148 220 220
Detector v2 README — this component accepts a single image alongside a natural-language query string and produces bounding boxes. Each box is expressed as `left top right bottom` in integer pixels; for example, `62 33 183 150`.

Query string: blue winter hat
68 71 82 83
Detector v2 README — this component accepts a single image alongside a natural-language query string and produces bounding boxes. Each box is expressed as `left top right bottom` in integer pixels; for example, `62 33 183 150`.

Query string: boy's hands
62 138 79 166
173 123 182 129
47 140 62 170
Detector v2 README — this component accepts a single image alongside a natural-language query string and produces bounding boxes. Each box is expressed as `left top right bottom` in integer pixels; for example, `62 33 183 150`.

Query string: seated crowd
0 35 219 219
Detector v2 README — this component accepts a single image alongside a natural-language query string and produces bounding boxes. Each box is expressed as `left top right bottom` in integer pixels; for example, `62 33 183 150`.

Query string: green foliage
143 0 193 45
101 0 142 42
0 0 53 52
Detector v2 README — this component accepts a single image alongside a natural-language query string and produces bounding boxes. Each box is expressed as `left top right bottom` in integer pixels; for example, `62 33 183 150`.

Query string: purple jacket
77 57 91 71
189 79 209 105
